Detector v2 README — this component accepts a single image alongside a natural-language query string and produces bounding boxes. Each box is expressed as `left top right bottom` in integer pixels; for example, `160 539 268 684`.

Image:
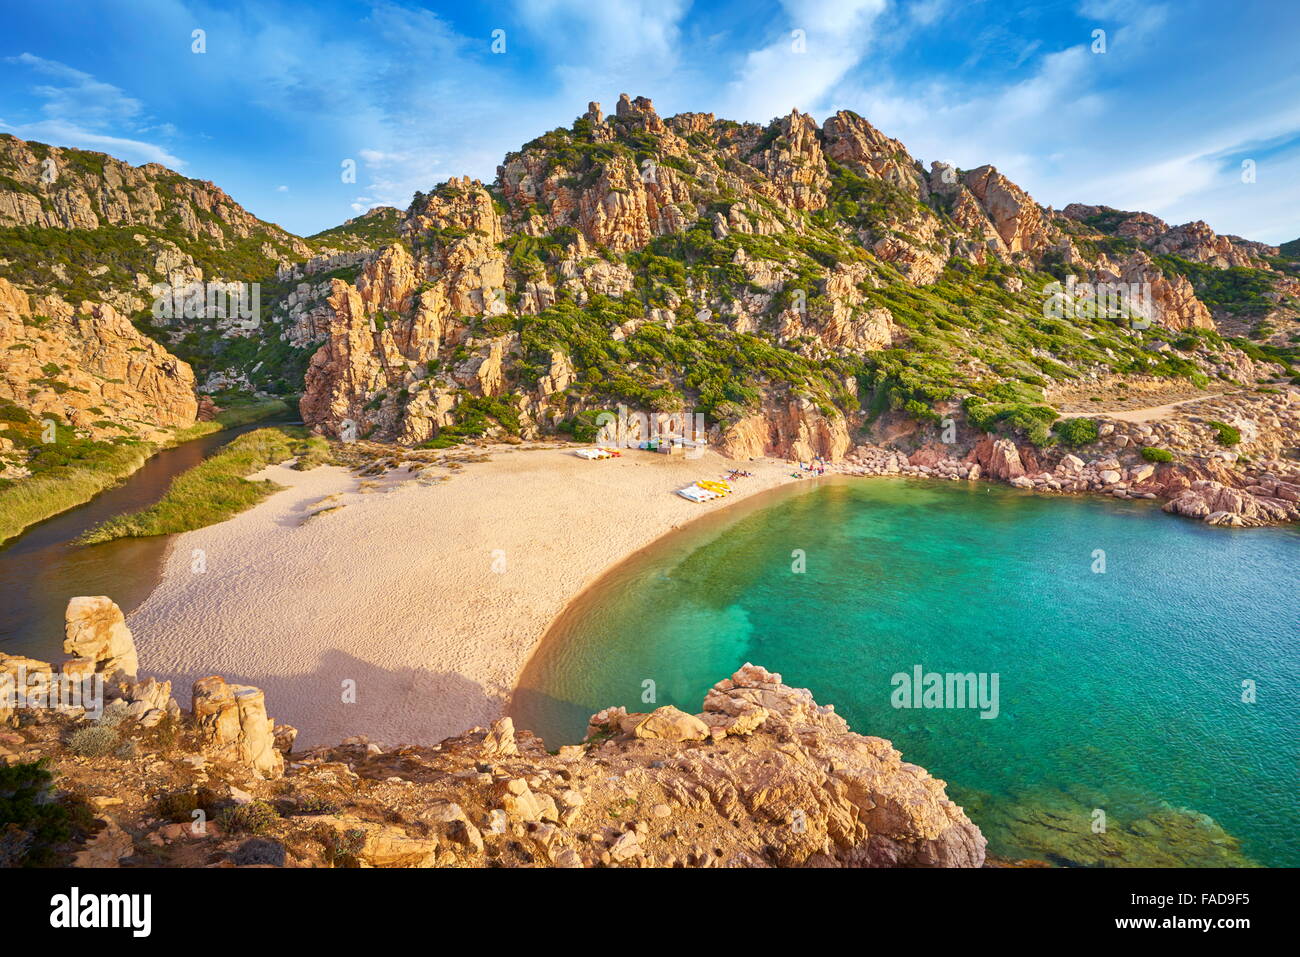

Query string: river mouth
512 476 1300 867
0 419 294 662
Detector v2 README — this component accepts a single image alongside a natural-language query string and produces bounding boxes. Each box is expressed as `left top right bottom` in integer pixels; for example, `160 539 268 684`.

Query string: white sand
128 447 803 748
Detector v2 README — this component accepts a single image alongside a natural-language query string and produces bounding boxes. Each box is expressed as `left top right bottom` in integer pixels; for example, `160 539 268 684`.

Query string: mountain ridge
1 96 1298 521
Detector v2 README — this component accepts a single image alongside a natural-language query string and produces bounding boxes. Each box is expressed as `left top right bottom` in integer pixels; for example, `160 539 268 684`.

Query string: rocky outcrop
191 675 285 779
750 110 831 212
720 395 851 462
1098 251 1214 330
6 632 983 868
1163 478 1300 526
836 386 1300 526
965 435 1026 480
301 180 508 442
822 111 928 198
0 277 197 440
961 165 1054 256
63 596 139 680
1149 220 1266 269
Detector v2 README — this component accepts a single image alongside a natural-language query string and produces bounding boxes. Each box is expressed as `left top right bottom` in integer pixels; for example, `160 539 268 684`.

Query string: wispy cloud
2 53 185 167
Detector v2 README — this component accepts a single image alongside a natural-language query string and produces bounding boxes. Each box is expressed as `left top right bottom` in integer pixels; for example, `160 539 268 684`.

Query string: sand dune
127 446 802 748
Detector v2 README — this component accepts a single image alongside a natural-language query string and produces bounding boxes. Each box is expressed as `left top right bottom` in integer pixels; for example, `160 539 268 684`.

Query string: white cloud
721 0 888 121
3 53 184 167
5 53 145 128
0 118 186 168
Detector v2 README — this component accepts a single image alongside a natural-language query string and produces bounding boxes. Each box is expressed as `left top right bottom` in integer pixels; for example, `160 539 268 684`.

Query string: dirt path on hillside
1058 390 1247 423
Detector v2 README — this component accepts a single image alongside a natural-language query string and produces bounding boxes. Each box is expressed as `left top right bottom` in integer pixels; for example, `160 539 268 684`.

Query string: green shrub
1051 417 1101 447
1140 447 1174 463
317 824 367 868
291 794 340 816
1206 420 1241 446
78 426 311 543
0 760 79 867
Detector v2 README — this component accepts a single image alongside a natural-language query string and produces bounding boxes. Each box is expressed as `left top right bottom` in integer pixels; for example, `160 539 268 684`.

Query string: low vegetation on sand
0 398 288 545
78 426 329 544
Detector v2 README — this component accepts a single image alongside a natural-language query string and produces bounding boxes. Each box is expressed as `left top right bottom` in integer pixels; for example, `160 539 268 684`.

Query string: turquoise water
512 478 1300 867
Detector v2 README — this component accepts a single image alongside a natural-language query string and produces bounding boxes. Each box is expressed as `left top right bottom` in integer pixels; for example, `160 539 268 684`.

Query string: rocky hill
286 95 1298 465
1 97 1297 519
0 598 985 868
0 134 311 314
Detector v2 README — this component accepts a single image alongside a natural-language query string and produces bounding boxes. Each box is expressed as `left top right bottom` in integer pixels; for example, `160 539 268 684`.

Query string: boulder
630 706 710 742
481 716 518 757
63 597 138 679
191 676 284 778
966 436 1025 480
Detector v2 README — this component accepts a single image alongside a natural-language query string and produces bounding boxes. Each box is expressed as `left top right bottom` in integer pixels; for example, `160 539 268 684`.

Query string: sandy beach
127 445 805 748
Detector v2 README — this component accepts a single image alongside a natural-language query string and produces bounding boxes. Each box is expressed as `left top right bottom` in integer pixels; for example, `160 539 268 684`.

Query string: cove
512 476 1300 867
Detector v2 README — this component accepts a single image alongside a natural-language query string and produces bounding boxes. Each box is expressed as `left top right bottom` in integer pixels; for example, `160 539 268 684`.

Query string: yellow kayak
697 480 732 494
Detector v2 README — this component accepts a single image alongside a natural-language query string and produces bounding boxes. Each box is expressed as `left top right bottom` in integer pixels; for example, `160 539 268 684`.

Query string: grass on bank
0 399 287 546
77 426 330 544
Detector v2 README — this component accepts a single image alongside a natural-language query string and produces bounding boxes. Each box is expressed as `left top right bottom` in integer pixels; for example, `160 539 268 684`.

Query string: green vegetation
4 124 1287 460
78 425 328 544
1051 417 1101 447
66 724 121 758
155 787 218 823
419 395 522 448
0 398 286 545
0 760 89 867
0 222 297 311
557 408 615 443
814 159 925 236
1141 447 1174 463
307 207 403 251
1206 420 1241 446
1154 255 1279 317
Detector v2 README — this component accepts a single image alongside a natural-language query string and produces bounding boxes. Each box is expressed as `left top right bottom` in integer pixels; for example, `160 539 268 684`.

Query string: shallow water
513 477 1300 866
0 420 288 663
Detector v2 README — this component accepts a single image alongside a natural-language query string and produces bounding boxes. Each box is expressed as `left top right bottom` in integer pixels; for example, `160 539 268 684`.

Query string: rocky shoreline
835 387 1300 527
1 599 985 868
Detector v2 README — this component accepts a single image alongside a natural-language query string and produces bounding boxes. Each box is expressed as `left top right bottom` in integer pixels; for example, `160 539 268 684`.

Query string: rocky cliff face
1 599 985 869
1061 204 1273 269
0 276 197 445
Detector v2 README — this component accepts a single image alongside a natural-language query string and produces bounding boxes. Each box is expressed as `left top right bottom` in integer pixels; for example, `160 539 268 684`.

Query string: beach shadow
162 648 505 750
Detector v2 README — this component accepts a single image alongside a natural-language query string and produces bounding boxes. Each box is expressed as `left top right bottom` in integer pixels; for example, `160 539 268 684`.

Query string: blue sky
2 0 1297 242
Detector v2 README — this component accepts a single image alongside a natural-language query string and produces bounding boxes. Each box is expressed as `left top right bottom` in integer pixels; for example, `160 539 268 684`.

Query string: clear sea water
512 477 1299 867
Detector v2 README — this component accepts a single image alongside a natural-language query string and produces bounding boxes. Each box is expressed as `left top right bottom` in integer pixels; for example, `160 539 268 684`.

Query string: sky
1 0 1297 243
